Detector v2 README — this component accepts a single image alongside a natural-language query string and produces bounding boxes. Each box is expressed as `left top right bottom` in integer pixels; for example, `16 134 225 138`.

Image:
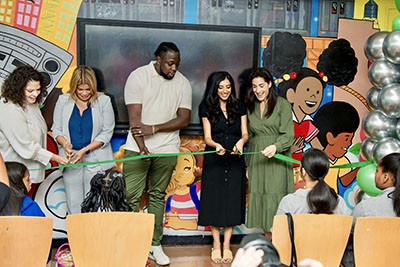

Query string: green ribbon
30 150 217 171
30 149 367 172
330 160 375 169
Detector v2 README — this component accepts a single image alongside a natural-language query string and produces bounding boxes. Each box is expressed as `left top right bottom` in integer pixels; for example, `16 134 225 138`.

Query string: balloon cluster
358 28 400 196
362 30 400 163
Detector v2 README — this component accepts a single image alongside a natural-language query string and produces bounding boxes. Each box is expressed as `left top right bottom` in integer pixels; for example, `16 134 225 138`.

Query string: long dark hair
199 71 239 125
0 162 28 216
302 148 338 214
246 68 278 117
379 153 400 216
81 169 132 213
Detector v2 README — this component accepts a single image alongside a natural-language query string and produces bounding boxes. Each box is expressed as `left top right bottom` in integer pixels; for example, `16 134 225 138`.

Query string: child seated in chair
81 169 132 213
0 161 45 216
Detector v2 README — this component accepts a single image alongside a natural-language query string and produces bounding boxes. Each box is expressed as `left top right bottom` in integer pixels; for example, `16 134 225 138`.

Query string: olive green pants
123 150 177 246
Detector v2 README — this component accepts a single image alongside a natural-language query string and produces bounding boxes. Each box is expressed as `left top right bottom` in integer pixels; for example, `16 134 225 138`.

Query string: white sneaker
149 245 170 265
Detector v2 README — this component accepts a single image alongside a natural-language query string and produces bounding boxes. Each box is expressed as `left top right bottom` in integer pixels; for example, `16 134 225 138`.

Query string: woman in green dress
246 68 294 235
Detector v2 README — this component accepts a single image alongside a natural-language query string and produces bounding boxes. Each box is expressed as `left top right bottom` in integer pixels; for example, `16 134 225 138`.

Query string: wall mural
0 1 380 239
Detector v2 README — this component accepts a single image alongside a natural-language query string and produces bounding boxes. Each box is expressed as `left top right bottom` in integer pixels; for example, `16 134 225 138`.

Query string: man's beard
160 69 174 80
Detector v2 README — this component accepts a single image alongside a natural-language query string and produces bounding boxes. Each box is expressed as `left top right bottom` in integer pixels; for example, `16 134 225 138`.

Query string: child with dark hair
353 153 400 220
81 169 132 213
276 148 350 215
312 101 360 195
342 153 400 267
0 161 45 216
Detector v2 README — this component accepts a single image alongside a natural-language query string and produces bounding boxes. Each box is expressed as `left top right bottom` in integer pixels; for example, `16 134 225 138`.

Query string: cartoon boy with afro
313 101 360 195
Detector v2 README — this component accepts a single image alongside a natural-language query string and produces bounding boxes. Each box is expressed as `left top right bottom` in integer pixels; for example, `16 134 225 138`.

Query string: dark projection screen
77 19 261 135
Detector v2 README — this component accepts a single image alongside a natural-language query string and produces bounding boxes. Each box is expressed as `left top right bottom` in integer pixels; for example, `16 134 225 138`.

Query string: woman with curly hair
81 169 132 212
0 65 68 183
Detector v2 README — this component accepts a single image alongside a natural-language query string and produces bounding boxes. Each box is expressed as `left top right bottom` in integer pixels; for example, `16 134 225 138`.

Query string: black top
0 182 10 212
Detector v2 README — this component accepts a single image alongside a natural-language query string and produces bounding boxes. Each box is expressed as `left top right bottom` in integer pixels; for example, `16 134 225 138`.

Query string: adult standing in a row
198 71 248 264
124 42 192 266
246 68 294 236
52 65 115 214
0 65 68 183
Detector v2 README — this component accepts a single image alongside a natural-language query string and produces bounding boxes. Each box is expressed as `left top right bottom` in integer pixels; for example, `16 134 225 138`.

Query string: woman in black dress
198 71 248 264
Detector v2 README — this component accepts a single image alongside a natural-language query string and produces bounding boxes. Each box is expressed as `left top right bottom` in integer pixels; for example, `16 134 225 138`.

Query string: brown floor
49 244 240 267
148 245 240 267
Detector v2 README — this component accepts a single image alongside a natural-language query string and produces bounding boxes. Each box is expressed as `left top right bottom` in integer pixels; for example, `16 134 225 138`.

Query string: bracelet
152 125 155 135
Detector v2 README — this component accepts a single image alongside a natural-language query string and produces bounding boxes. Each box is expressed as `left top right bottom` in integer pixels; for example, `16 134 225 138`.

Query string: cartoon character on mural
262 32 361 202
164 139 204 231
263 32 327 189
313 101 360 196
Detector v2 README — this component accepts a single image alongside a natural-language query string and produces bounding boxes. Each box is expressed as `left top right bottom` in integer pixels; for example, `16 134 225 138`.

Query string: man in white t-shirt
123 42 192 265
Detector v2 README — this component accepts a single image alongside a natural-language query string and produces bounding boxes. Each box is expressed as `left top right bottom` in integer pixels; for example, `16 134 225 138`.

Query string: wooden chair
0 216 53 267
272 214 352 267
66 212 155 267
354 217 400 267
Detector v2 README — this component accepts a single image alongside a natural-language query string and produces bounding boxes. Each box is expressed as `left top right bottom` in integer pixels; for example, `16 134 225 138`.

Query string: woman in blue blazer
52 66 115 214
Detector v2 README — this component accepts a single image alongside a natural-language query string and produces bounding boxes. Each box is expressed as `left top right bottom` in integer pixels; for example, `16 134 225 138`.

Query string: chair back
0 216 53 267
66 212 154 267
272 214 352 267
354 217 400 267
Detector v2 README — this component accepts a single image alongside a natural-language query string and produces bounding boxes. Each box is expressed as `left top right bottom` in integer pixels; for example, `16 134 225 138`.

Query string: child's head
5 162 30 194
1 162 30 216
375 153 400 190
301 148 330 182
301 148 338 214
81 169 132 213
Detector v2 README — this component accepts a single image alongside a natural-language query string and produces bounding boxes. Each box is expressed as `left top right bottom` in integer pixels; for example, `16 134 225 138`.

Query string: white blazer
52 93 115 170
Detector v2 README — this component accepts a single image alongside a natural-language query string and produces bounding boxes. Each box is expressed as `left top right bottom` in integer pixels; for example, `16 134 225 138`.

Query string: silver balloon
397 120 400 139
378 83 400 118
383 30 400 64
368 60 400 88
362 110 397 140
366 86 381 110
360 138 377 161
364 31 388 61
373 137 400 162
